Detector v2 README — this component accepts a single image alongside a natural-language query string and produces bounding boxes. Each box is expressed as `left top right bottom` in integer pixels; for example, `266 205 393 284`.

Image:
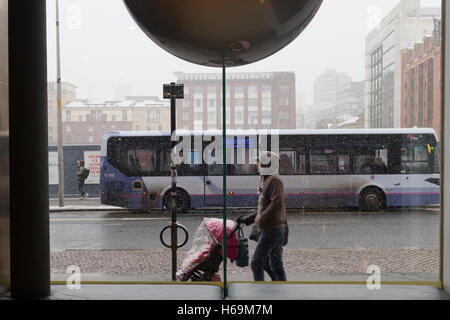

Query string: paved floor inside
44 283 450 300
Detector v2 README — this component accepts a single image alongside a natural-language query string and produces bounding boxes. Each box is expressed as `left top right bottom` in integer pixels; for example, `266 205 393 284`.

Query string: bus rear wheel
163 188 190 213
359 188 385 212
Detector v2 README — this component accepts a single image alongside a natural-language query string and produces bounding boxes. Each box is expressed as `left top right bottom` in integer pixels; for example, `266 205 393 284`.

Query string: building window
194 99 203 110
91 110 102 121
279 98 289 107
88 126 93 132
262 111 271 119
194 87 203 95
248 98 258 111
208 112 216 124
262 85 272 97
279 85 289 94
65 111 71 121
66 126 71 132
122 111 127 121
234 86 244 97
207 86 216 95
248 85 258 98
88 136 93 143
112 115 116 121
208 99 216 109
194 112 202 121
183 112 190 121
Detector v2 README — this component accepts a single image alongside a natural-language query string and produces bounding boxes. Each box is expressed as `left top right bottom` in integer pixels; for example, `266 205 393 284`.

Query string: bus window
159 150 171 175
279 151 295 175
233 163 258 175
207 163 223 175
310 147 350 175
354 146 388 175
178 150 204 176
400 144 430 174
126 149 156 173
296 153 306 174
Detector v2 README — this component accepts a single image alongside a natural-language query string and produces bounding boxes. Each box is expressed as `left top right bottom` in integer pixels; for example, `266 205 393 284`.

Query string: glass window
279 85 289 94
179 150 203 176
193 86 203 95
400 143 430 174
279 151 295 175
194 99 203 110
310 145 350 175
207 86 216 94
354 145 388 174
234 86 244 96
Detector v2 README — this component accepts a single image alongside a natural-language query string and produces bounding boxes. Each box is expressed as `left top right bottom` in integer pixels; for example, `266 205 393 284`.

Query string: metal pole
222 64 228 297
56 0 64 207
170 84 178 281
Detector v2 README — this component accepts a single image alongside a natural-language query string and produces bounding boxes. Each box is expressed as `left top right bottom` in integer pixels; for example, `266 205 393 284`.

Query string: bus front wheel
359 188 386 212
163 188 190 213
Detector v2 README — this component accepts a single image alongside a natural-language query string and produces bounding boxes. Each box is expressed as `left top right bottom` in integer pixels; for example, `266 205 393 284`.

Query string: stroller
176 217 245 281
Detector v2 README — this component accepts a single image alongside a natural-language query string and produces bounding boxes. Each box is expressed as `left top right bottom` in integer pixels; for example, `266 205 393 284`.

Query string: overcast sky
46 0 441 107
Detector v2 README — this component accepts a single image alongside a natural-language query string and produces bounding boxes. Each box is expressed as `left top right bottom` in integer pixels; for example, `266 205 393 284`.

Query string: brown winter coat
255 175 287 231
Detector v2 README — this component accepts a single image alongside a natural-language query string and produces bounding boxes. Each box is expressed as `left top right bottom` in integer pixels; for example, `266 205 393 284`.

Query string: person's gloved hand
240 212 256 226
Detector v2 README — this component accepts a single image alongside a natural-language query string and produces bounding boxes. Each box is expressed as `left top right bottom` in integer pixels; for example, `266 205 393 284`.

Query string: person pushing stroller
238 151 288 281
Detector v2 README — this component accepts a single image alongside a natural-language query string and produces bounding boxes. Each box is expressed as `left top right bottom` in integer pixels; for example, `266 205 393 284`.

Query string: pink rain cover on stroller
176 218 239 281
204 218 239 261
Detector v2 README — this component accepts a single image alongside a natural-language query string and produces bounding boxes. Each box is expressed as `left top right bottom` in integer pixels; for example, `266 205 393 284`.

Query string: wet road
50 208 440 251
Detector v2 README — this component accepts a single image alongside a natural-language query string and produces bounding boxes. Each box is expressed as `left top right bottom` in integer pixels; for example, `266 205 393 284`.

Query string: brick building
365 0 440 129
174 71 296 130
62 97 170 145
400 22 441 140
47 82 77 145
47 82 170 145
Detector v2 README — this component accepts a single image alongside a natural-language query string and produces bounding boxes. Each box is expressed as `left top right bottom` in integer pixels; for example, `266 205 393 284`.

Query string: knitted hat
258 151 279 175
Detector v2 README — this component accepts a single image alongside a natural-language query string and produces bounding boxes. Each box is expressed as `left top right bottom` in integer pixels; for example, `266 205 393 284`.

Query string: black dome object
123 0 323 67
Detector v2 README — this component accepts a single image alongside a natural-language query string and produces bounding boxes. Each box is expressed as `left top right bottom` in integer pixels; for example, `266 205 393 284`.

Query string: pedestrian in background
76 159 88 199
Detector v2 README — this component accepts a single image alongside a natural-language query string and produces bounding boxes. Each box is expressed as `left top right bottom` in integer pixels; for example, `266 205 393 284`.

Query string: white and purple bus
100 128 440 212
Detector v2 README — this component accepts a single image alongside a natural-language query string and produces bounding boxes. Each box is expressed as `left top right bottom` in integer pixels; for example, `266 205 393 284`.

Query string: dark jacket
255 175 287 231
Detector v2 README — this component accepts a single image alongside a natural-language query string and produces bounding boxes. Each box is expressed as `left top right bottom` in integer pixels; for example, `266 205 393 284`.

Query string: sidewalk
49 198 127 212
50 247 439 282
